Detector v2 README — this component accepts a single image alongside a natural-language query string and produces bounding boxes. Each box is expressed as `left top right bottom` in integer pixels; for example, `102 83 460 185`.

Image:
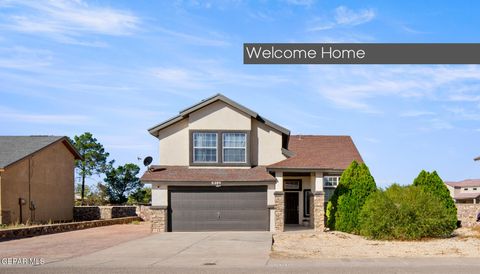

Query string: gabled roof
445 179 480 188
148 94 290 137
141 165 275 183
0 136 81 169
268 135 363 170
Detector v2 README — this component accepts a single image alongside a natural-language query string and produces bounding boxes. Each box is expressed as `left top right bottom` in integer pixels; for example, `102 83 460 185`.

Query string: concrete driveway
50 231 273 268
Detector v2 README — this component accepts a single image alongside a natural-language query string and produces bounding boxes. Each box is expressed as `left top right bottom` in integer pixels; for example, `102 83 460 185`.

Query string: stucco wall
189 101 251 130
0 141 75 224
157 100 285 166
158 119 189 165
252 120 285 166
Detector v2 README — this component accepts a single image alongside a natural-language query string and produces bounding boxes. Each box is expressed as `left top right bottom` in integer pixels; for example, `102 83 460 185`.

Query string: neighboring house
445 180 480 204
0 136 81 224
141 94 363 232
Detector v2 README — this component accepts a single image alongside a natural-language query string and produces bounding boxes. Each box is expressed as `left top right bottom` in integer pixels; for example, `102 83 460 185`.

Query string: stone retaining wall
457 203 480 227
74 206 137 221
136 205 152 222
0 216 141 240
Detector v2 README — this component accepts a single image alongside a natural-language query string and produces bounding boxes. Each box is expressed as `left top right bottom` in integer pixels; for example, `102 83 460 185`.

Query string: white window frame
222 132 247 164
192 132 218 163
324 176 340 187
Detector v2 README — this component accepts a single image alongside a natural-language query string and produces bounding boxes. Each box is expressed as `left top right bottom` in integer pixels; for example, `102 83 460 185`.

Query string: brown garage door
168 186 269 232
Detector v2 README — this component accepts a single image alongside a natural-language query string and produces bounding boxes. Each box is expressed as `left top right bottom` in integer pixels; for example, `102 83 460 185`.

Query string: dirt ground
0 222 151 263
272 227 480 258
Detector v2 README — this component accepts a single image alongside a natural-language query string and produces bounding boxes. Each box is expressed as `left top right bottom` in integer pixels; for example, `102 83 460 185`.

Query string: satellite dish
143 156 153 167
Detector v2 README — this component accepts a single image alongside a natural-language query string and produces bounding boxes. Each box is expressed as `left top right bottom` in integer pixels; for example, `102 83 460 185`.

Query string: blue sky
0 0 479 187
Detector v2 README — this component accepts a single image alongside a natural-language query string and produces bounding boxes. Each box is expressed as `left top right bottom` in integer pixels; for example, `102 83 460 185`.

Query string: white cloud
400 111 435 117
309 6 375 31
0 106 90 125
1 0 140 45
284 0 316 6
307 65 480 113
334 6 375 26
150 62 290 94
155 26 229 47
0 46 53 69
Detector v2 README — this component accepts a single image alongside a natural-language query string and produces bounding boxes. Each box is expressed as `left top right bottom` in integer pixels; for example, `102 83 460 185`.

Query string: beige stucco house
445 180 480 204
141 94 363 232
0 136 81 224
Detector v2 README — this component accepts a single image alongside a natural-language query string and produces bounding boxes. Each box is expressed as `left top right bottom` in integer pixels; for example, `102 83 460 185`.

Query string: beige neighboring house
141 94 363 232
445 179 480 204
0 136 81 224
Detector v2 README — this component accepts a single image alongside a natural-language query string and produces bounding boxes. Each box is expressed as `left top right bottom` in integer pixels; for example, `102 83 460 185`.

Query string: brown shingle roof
141 165 275 183
268 135 363 170
445 179 480 188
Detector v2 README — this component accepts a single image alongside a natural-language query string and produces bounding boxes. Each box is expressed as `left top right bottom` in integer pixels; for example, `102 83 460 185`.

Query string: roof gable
0 136 81 168
148 94 290 137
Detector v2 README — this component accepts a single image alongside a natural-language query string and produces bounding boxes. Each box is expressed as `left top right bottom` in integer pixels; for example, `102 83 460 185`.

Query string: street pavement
1 225 479 273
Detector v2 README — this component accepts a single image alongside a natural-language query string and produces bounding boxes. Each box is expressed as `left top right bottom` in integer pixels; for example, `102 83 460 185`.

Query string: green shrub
326 160 377 233
413 170 457 226
359 184 456 240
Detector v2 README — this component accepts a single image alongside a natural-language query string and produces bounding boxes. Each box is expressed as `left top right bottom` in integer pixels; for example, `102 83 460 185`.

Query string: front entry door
284 192 299 224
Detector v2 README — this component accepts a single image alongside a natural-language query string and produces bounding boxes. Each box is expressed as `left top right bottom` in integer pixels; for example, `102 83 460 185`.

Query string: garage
168 186 269 232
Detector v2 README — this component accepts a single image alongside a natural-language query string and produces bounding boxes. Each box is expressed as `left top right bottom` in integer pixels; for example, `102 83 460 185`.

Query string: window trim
222 132 247 164
192 132 218 163
324 176 340 188
189 130 250 166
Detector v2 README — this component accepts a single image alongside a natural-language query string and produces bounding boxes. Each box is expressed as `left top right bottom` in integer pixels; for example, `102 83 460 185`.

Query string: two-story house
445 180 480 204
141 94 363 232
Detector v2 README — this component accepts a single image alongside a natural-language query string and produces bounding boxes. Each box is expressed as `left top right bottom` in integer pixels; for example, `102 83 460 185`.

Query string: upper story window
223 133 247 163
324 176 340 187
193 132 217 163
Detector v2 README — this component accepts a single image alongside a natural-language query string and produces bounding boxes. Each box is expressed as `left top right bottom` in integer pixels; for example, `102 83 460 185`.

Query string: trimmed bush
413 170 457 222
326 161 377 233
359 184 457 240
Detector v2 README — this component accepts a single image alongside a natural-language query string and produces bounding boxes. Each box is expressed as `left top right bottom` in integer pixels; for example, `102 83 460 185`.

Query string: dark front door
168 186 268 232
284 192 299 224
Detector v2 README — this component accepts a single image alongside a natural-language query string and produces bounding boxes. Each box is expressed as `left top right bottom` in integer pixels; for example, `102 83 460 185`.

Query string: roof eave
147 93 291 137
266 167 346 173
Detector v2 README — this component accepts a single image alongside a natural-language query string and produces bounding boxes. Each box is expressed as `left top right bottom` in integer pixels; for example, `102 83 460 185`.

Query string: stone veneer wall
150 206 167 232
313 192 325 232
309 193 315 229
0 216 141 240
74 206 137 221
456 203 480 227
274 192 285 232
136 205 152 221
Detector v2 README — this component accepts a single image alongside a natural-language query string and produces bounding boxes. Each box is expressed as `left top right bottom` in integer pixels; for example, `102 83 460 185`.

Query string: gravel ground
272 227 480 258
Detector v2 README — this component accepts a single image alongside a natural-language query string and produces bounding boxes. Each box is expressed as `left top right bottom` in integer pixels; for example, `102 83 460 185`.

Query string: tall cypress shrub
326 161 377 233
412 170 457 229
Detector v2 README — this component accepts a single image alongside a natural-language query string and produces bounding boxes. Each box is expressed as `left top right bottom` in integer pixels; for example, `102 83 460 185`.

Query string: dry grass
272 227 480 259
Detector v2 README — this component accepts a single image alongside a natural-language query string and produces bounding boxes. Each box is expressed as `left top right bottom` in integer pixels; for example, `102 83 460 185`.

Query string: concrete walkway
49 231 273 268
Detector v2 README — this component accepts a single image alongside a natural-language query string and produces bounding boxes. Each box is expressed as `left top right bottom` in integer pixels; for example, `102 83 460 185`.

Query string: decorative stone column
150 206 167 233
313 191 325 232
274 191 285 232
309 192 315 228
